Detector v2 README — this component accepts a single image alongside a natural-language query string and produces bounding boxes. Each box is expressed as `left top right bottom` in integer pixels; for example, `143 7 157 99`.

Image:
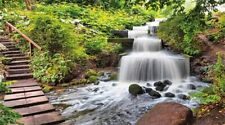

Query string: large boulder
128 84 144 96
137 102 193 125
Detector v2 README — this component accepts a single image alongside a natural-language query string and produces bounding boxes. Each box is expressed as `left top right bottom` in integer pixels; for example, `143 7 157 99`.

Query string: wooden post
29 42 34 56
24 0 32 10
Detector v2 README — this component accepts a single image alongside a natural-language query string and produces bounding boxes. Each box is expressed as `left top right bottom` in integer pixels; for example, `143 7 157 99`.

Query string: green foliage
191 53 225 104
27 15 84 57
31 52 72 83
0 103 21 125
0 0 24 9
85 35 107 55
0 83 9 93
42 84 53 93
158 0 225 56
85 69 100 83
191 87 221 104
158 15 201 55
0 81 15 93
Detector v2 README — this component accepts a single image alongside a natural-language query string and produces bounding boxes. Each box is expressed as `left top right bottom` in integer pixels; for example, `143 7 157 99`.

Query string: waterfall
119 19 190 82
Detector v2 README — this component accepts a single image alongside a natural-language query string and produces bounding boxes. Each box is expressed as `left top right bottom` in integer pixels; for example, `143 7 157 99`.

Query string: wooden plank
10 79 38 88
26 96 49 105
15 103 55 116
7 64 30 70
18 116 35 125
4 93 25 101
6 73 33 80
9 86 41 94
25 91 44 98
3 99 27 108
24 86 42 92
6 22 42 50
34 112 64 125
10 87 25 93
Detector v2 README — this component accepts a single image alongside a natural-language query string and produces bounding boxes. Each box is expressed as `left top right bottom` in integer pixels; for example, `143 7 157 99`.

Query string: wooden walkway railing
4 22 42 56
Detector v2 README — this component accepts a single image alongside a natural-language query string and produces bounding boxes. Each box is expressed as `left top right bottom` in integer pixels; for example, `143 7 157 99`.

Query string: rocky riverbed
46 77 207 125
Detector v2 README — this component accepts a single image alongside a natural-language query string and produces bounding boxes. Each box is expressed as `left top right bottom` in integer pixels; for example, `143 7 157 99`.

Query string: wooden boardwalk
1 38 64 125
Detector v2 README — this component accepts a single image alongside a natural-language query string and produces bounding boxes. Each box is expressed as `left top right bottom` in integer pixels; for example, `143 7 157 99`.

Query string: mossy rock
128 84 144 96
88 76 98 84
85 69 99 79
110 72 118 80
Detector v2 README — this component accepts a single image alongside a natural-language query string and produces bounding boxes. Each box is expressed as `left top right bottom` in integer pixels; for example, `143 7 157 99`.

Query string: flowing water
48 19 207 125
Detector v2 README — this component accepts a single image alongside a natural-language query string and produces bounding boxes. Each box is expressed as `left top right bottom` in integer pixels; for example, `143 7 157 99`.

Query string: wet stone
187 84 196 90
144 87 152 93
112 83 117 86
178 94 189 100
163 80 172 85
148 90 161 98
93 88 99 92
165 92 175 98
146 83 151 86
128 84 144 96
154 81 167 91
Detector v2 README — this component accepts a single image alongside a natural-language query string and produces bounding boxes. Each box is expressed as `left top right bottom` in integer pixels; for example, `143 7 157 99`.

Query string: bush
158 15 202 56
0 104 21 125
28 15 84 57
191 53 225 104
31 52 72 83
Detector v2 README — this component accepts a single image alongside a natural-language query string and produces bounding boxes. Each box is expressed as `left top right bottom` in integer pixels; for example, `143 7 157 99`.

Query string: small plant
0 103 21 125
85 69 100 84
31 52 71 83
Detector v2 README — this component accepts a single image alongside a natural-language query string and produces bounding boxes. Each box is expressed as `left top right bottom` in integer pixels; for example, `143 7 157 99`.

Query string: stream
47 19 208 125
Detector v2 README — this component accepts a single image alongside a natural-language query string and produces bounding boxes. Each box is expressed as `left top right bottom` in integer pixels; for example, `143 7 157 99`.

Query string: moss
110 72 118 80
42 84 53 93
85 69 99 79
88 76 98 83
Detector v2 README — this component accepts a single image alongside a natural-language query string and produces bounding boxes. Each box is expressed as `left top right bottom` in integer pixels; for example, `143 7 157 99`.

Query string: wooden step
9 79 38 88
9 56 29 61
7 47 19 51
6 73 33 80
0 39 11 42
4 96 49 108
4 91 44 101
1 42 14 45
4 44 16 48
9 86 41 93
4 93 25 101
7 64 30 69
2 50 21 54
5 53 26 57
33 112 64 125
8 68 31 74
18 112 64 125
15 103 55 116
7 60 30 65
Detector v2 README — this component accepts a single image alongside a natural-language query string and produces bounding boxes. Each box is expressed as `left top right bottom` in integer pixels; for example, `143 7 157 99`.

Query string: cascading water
119 20 190 82
47 19 207 125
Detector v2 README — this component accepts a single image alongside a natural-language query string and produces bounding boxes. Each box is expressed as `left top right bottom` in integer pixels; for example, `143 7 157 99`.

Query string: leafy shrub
85 35 107 55
191 53 225 104
28 15 84 57
85 69 100 83
0 104 21 125
31 52 72 83
158 14 202 56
